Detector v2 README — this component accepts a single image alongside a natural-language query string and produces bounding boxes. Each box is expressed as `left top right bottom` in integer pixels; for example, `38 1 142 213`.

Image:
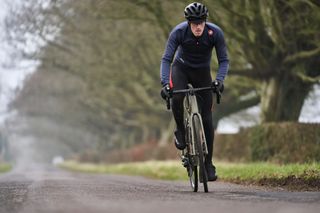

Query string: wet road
0 164 320 213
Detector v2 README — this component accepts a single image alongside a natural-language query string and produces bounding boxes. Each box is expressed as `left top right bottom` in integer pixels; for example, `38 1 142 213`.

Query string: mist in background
0 0 319 166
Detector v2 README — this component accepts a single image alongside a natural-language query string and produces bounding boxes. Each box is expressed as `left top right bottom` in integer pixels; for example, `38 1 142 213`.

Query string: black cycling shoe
205 163 218 181
174 130 186 150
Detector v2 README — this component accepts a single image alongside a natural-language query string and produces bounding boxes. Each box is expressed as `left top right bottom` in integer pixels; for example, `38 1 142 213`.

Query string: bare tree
206 0 320 122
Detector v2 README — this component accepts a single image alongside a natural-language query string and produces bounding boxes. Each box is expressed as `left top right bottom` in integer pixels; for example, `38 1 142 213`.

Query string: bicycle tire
193 114 208 193
188 164 198 192
186 125 198 192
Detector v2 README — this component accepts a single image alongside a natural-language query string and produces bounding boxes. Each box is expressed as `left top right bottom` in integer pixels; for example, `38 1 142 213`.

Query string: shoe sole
207 176 218 182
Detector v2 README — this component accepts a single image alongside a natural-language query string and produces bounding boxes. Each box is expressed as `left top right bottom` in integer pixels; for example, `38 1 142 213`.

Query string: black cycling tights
171 61 214 163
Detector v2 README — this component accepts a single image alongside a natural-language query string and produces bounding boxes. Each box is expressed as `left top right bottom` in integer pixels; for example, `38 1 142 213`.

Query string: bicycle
166 83 221 193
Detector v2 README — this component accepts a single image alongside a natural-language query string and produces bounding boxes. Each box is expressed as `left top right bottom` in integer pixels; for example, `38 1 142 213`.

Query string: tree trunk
260 71 312 122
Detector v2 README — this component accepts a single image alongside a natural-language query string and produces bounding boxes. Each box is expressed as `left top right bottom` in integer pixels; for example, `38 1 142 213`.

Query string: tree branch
213 94 261 127
228 68 265 79
284 46 320 64
295 72 320 84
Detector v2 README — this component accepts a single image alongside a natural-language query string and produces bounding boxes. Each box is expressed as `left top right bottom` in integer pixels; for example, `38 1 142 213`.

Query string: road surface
0 163 319 213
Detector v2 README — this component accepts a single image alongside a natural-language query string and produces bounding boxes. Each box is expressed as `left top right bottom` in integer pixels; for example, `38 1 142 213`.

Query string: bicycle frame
169 83 220 157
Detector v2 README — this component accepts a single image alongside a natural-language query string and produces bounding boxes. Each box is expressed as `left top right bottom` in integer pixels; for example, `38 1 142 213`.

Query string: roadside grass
217 161 320 181
217 162 320 190
60 160 188 180
60 160 320 190
0 163 11 173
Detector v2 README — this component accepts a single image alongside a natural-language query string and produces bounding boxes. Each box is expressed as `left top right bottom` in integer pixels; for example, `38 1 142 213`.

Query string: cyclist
160 2 229 181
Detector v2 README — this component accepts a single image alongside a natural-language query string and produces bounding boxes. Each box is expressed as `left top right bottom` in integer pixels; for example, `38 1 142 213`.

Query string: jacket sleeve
160 29 180 86
214 29 229 82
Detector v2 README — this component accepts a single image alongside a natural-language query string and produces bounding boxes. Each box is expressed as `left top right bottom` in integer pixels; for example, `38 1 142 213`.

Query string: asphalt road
1 163 320 213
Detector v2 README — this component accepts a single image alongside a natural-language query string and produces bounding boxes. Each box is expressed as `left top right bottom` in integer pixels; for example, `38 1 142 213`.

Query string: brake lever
166 97 171 110
216 91 221 104
211 84 221 104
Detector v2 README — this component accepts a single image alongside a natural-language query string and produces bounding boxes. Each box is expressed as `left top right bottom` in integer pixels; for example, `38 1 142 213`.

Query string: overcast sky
0 1 38 123
0 1 319 133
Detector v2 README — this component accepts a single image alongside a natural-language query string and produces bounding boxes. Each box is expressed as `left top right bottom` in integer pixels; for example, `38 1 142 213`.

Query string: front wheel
186 126 198 192
193 115 208 193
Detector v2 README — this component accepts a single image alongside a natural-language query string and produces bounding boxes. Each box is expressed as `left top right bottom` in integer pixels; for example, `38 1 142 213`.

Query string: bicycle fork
190 113 208 156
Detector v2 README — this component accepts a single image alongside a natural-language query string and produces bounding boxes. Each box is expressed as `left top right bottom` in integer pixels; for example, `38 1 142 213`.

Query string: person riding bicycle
160 2 229 181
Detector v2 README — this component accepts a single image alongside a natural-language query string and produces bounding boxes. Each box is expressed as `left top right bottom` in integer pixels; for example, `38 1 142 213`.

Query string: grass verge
0 163 12 173
60 160 320 191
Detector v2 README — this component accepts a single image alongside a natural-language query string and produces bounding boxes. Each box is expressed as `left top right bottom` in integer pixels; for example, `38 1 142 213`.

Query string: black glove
212 80 224 93
160 84 172 100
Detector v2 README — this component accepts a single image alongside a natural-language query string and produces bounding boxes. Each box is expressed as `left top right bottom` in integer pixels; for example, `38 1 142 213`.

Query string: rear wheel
188 164 198 192
193 115 208 193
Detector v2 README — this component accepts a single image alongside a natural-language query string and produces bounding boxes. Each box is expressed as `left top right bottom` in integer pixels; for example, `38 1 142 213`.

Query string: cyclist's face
190 21 205 37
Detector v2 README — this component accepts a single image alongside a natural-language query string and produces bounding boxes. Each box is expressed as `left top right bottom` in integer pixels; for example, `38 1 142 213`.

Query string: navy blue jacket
160 21 229 85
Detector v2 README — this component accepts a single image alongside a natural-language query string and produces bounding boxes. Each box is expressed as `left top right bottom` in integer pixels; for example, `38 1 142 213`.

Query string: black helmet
184 2 209 22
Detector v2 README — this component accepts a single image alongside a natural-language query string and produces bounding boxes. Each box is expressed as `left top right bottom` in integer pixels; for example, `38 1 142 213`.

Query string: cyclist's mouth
195 31 202 36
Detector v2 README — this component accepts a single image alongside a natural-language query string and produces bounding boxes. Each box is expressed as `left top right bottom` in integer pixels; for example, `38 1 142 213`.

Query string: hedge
214 122 320 163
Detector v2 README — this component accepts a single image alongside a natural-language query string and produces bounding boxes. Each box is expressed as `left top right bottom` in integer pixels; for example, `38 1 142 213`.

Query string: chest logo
208 30 214 36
